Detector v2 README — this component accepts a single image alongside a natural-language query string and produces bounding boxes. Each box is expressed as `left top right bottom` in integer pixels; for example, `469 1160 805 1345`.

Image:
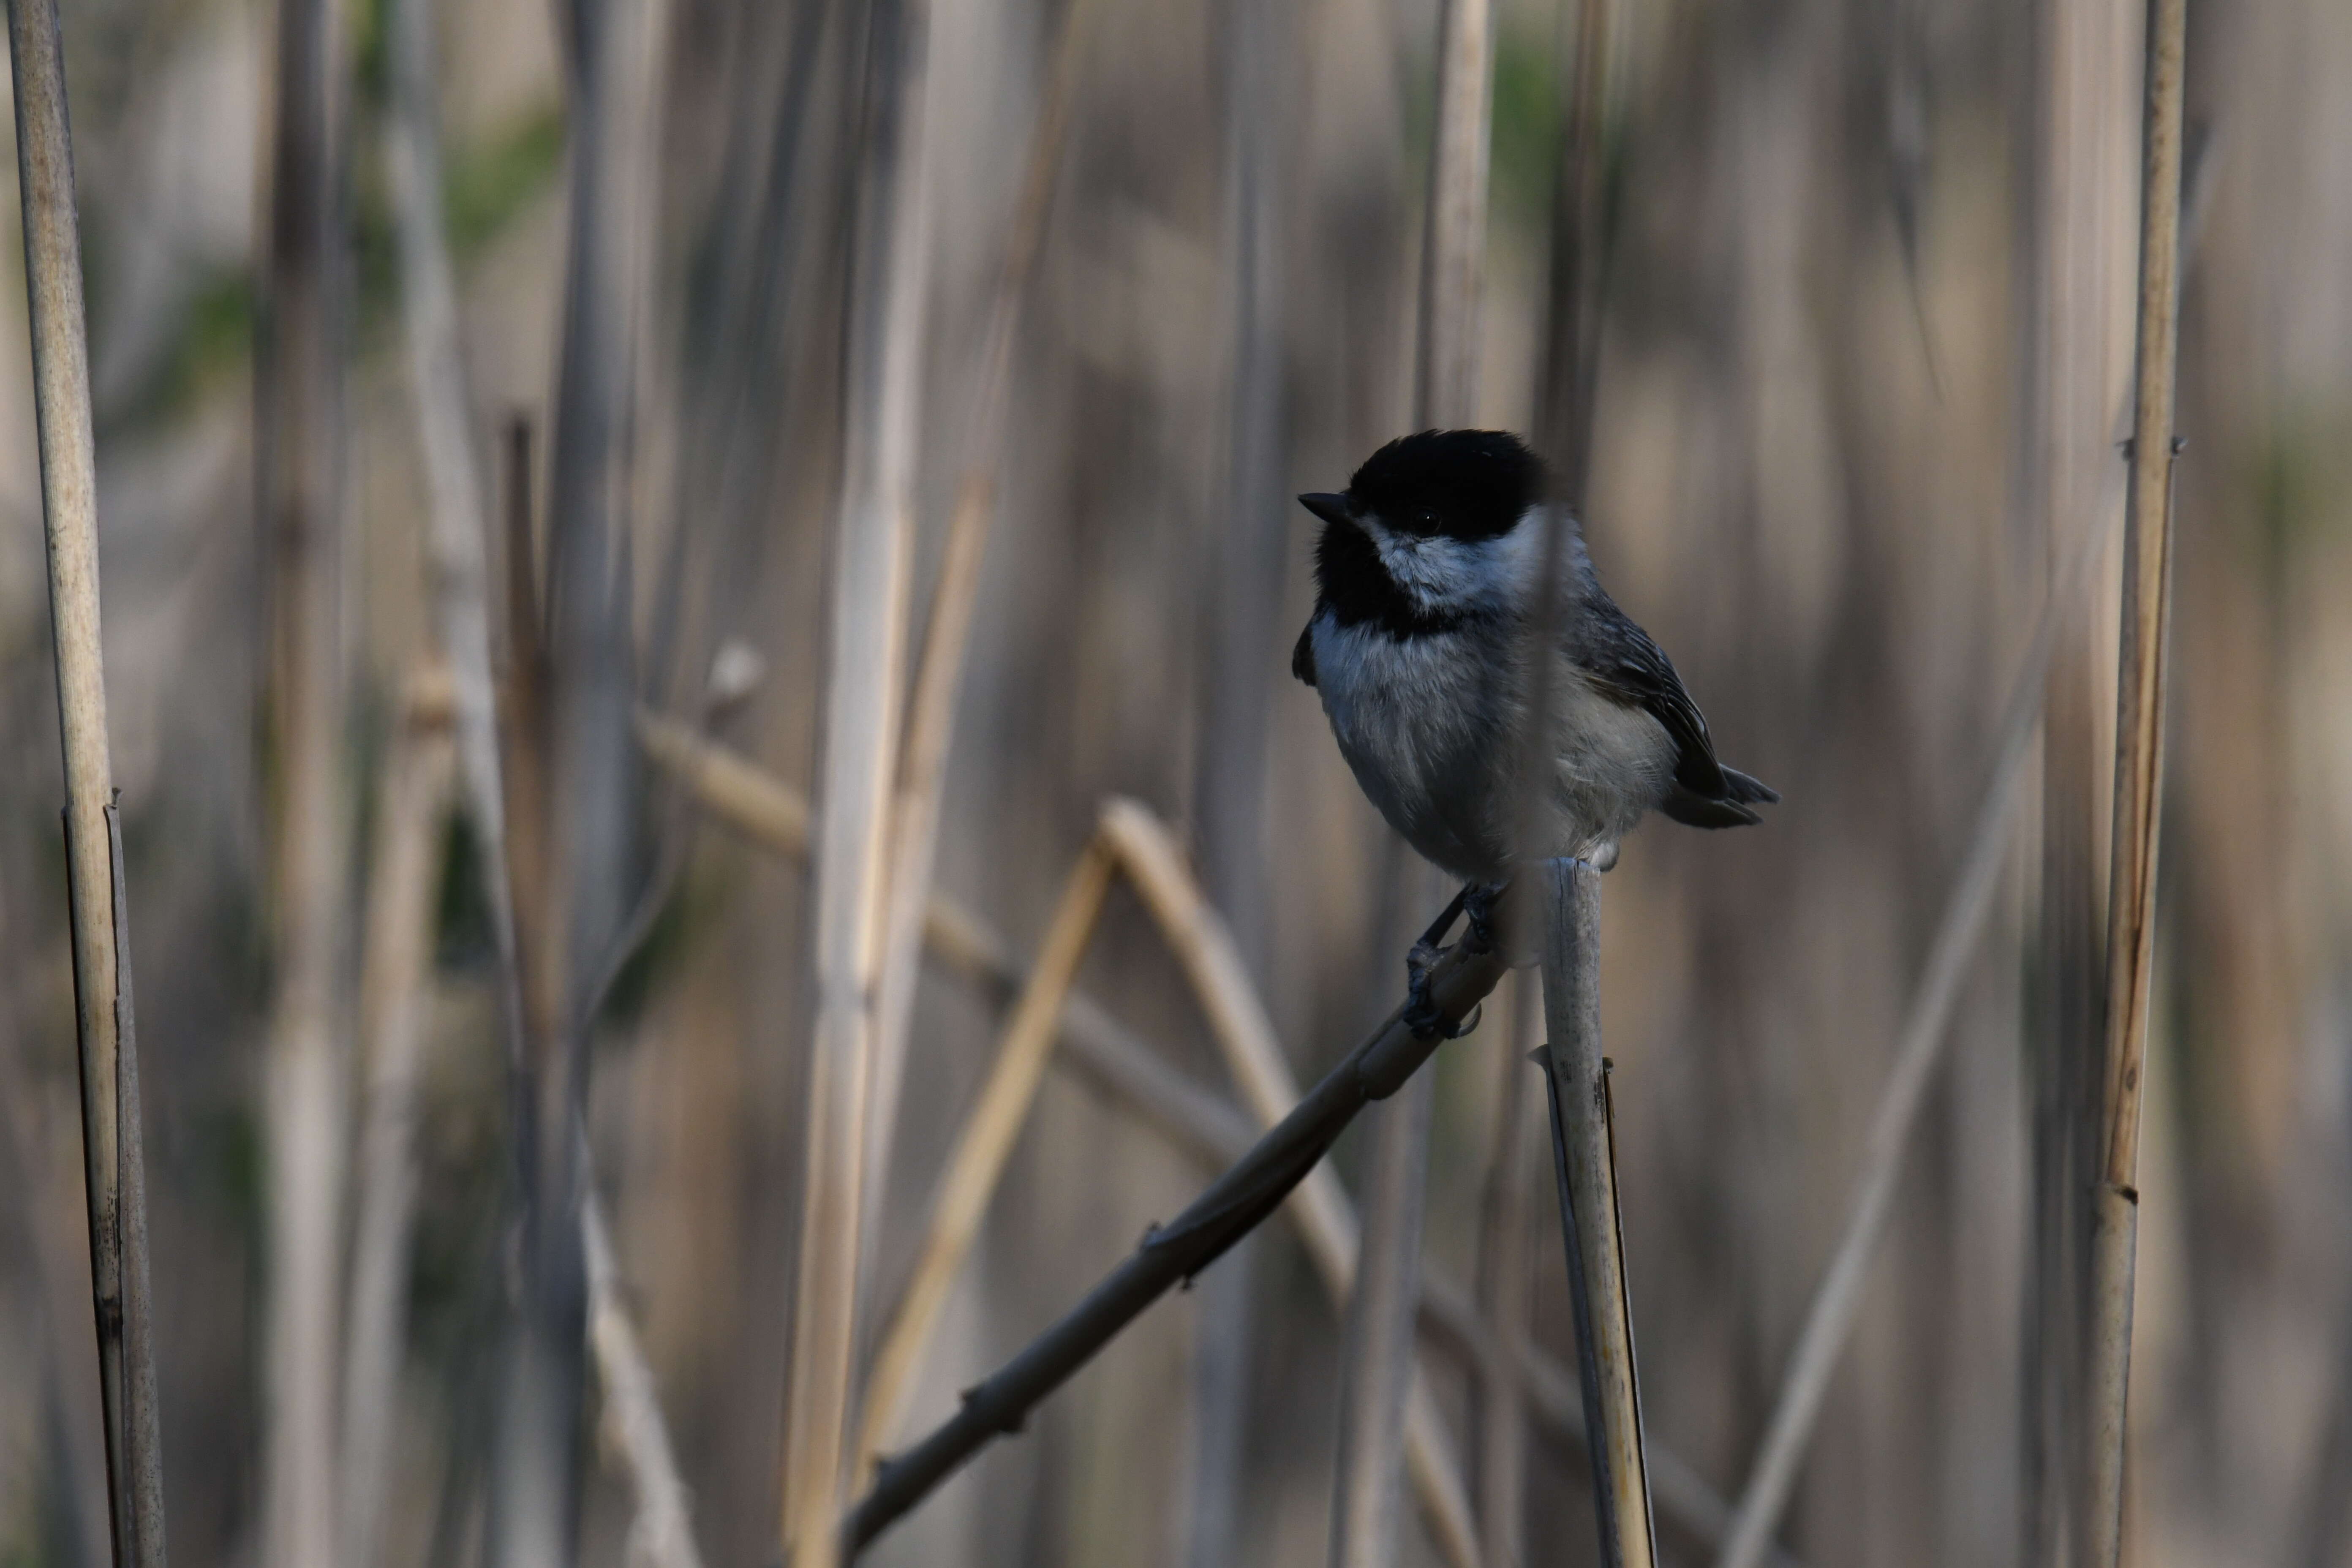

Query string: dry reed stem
340 672 457 1568
259 0 352 1556
865 0 1103 1230
2085 0 2189 1557
1540 858 1655 1568
4 0 165 1560
856 833 1120 1478
1538 0 1614 504
634 716 1759 1555
1098 801 1480 1568
583 1184 708 1568
779 2 937 1558
1416 0 1494 428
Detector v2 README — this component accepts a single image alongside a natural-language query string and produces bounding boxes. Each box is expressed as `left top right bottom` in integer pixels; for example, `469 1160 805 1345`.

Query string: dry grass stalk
583 1184 708 1568
856 833 1120 1476
635 719 1757 1555
1538 0 1614 504
1540 858 1655 1568
865 0 1104 1228
1417 0 1495 429
779 3 938 1560
2085 0 2189 1556
258 0 353 1557
340 672 457 1568
3 0 165 1559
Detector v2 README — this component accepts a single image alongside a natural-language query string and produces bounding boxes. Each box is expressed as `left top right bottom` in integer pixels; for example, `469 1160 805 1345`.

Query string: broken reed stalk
2085 0 2188 1557
856 833 1120 1475
4 0 166 1561
632 717 1760 1554
583 1184 708 1568
847 927 1508 1551
338 672 456 1568
259 0 352 1559
864 0 1103 1230
1539 858 1655 1568
779 1 936 1561
1101 803 1480 1568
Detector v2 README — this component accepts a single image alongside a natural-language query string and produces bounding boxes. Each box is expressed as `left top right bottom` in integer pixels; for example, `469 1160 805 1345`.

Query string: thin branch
1539 858 1656 1568
865 0 1105 1237
6 0 166 1554
856 833 1120 1475
583 1182 708 1568
2085 0 2189 1557
779 1 938 1560
847 925 1508 1552
340 672 458 1568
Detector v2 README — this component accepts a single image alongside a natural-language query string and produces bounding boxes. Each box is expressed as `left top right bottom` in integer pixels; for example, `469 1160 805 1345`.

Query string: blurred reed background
0 0 2347 1563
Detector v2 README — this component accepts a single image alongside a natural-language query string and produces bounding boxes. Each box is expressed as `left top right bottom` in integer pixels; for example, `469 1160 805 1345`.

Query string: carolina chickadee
1293 429 1777 904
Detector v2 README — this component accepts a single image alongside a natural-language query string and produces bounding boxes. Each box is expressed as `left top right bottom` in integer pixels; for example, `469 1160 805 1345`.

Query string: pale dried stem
340 675 457 1568
636 717 1761 1557
779 1 937 1559
2085 0 2189 1557
865 0 1104 1232
1540 859 1655 1568
856 834 1120 1478
259 0 352 1558
4 1 163 1558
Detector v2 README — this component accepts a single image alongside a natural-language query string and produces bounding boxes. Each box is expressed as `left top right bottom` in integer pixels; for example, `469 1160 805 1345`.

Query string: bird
1292 429 1776 1012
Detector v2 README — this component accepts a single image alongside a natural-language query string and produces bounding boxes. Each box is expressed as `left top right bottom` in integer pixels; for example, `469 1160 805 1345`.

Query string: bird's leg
1462 879 1510 955
1404 883 1479 1040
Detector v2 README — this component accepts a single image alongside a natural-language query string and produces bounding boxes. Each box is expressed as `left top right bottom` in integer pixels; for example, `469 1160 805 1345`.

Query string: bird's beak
1297 493 1353 529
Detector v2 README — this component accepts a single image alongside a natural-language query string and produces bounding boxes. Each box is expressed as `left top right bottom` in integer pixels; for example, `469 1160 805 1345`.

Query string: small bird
1293 429 1775 982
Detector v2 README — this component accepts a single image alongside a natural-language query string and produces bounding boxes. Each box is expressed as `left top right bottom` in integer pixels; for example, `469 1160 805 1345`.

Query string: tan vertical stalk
259 0 351 1560
1537 0 1614 506
340 675 456 1568
4 0 165 1561
2084 0 2188 1557
863 0 1101 1232
779 1 936 1562
1540 858 1654 1568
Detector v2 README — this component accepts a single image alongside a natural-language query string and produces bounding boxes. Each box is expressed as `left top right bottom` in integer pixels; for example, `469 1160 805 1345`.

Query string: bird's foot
1403 937 1481 1040
1462 880 1508 955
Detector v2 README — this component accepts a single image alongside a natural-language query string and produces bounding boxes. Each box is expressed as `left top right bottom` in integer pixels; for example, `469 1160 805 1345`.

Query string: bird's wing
1577 613 1728 798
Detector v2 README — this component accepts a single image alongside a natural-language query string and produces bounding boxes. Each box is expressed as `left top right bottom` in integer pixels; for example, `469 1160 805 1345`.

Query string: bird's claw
1403 939 1479 1040
1462 881 1506 956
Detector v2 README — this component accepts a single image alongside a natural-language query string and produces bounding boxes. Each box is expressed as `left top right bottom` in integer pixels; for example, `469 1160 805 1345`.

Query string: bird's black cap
1343 429 1548 542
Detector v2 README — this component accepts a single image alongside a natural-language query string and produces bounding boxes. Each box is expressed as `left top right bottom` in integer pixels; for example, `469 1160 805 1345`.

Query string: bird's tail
1661 764 1780 830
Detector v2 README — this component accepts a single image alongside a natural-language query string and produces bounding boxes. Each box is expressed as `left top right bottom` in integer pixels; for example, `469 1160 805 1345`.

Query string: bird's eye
1416 508 1441 531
